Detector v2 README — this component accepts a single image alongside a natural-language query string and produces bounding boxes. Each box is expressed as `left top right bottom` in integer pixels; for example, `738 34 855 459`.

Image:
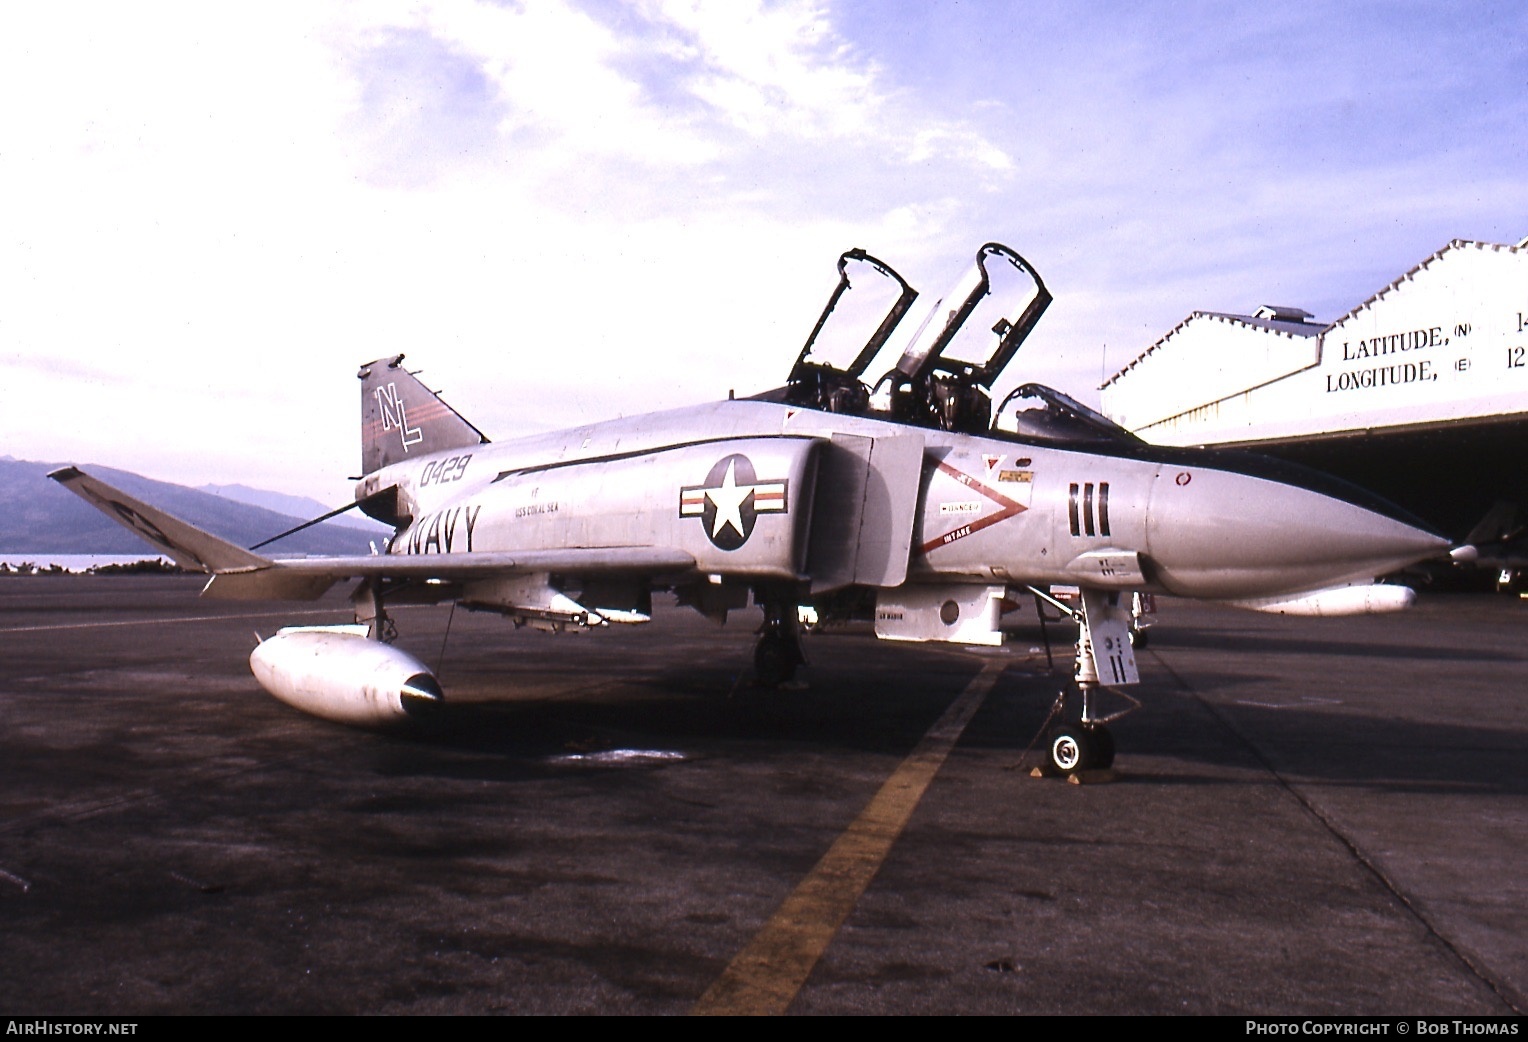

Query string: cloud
336 1 1014 215
345 27 509 188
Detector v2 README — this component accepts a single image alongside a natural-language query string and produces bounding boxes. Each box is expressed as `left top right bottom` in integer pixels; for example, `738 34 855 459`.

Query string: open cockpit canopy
887 243 1051 390
778 243 1052 435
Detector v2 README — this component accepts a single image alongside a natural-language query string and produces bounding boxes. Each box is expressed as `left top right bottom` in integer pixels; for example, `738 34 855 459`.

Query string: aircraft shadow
358 646 1528 800
1137 627 1518 662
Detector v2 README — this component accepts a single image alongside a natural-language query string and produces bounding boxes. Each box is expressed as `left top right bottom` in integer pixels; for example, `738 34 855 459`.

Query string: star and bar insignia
680 454 789 550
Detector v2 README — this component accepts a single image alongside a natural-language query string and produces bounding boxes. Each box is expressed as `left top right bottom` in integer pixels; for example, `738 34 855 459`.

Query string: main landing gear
352 578 398 643
754 596 805 687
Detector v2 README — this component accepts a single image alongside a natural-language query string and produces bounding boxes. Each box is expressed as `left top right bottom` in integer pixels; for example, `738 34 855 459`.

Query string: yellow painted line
691 659 1007 1016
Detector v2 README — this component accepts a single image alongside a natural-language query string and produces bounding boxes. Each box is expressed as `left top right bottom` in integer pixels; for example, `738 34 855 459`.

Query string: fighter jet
51 243 1448 775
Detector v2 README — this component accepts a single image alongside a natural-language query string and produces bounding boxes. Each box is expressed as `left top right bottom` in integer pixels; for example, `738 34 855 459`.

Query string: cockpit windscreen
993 383 1143 445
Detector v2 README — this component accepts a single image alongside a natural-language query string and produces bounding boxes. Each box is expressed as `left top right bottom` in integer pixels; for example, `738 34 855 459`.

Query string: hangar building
1099 236 1528 555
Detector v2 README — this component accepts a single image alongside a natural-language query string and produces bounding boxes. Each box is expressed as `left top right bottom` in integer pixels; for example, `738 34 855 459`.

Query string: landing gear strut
754 596 805 687
352 578 398 643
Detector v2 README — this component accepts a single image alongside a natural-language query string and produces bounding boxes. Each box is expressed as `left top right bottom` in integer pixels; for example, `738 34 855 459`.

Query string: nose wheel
1045 721 1116 776
1038 680 1132 777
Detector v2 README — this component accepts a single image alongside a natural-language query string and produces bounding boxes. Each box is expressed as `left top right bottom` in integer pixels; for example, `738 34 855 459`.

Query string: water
0 554 173 573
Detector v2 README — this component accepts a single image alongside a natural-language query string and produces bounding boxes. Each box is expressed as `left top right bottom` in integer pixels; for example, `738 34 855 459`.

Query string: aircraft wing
202 548 698 600
48 466 697 600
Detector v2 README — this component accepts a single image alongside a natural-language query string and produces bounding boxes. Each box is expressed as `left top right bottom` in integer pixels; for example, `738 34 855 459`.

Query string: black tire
1129 626 1148 649
754 636 796 687
1046 724 1094 776
1085 724 1115 769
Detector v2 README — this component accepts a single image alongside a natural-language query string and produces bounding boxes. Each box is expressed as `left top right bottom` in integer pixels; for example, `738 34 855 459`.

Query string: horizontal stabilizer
48 466 271 574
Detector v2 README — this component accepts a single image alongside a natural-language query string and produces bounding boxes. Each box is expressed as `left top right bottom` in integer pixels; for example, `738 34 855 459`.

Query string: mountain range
0 457 390 556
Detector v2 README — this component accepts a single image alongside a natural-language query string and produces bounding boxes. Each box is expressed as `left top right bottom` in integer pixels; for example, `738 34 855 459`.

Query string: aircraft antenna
435 602 458 676
250 499 370 551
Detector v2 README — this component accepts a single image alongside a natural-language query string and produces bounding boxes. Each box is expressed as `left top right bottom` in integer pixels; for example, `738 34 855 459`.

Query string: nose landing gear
1041 681 1133 777
1031 586 1141 778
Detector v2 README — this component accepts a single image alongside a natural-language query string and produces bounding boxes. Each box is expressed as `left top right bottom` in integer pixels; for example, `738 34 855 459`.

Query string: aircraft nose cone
1145 464 1448 599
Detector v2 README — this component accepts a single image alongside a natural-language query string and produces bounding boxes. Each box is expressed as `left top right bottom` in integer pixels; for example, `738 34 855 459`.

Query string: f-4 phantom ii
52 243 1449 775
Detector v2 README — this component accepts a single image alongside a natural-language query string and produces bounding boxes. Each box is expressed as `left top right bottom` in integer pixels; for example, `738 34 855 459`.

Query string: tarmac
0 575 1523 1015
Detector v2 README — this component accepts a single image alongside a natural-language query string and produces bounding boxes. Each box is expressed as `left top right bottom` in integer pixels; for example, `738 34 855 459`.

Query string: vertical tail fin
358 355 488 474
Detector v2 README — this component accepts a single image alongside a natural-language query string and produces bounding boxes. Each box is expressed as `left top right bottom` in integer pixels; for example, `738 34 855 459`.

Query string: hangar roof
1198 309 1326 338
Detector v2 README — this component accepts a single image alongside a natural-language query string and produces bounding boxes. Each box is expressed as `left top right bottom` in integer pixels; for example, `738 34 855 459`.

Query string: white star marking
705 459 753 540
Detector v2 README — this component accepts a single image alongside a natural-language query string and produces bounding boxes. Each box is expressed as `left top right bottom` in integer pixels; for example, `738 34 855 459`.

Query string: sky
4 1 1525 504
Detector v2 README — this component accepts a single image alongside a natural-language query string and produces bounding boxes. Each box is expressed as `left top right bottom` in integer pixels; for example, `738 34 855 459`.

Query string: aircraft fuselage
364 398 1445 603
